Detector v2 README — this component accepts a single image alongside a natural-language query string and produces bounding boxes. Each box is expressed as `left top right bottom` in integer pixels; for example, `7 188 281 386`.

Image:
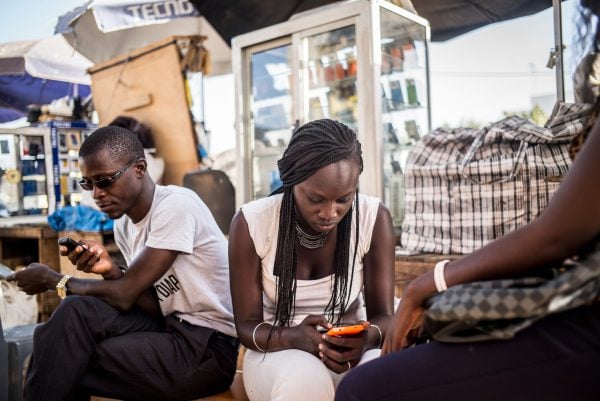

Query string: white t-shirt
241 193 381 326
115 185 236 337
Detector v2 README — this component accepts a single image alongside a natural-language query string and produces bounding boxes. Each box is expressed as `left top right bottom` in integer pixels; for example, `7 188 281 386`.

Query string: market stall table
0 224 61 322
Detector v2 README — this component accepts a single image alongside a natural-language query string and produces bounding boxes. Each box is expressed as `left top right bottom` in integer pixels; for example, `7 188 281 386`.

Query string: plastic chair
0 316 37 401
183 169 236 235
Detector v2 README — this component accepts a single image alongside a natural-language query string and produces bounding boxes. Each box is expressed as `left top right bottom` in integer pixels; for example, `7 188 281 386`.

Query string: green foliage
502 104 548 126
439 104 549 130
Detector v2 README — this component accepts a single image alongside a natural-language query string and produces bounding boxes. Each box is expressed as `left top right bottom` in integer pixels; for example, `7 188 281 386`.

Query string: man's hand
61 239 115 276
6 263 62 295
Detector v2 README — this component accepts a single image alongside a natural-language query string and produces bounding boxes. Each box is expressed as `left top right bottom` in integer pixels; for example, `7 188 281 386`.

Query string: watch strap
56 274 72 299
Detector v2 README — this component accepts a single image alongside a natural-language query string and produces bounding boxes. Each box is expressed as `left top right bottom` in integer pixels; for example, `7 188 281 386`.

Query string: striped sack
400 102 591 255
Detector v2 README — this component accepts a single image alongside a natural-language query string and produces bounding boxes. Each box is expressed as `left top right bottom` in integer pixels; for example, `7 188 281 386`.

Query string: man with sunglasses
8 126 238 401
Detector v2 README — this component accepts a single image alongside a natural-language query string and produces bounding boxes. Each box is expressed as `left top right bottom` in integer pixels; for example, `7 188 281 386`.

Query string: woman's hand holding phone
319 321 370 373
326 323 368 337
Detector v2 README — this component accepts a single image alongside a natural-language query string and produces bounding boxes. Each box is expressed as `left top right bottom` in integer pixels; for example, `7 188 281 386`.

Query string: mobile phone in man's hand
58 237 87 253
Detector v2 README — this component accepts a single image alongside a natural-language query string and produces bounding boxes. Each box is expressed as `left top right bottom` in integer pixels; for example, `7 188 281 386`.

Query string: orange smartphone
326 324 367 337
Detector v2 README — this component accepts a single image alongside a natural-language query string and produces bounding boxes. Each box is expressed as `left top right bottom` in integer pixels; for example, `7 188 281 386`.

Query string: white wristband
433 259 450 292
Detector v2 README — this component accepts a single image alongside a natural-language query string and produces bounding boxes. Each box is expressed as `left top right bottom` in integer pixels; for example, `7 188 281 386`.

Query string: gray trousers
24 295 238 401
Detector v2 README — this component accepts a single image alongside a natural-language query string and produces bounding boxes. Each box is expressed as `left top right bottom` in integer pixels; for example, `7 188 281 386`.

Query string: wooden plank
90 36 200 186
394 253 462 298
0 226 57 239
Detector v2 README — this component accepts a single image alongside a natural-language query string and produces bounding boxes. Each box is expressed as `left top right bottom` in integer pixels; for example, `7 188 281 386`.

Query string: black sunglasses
78 158 141 191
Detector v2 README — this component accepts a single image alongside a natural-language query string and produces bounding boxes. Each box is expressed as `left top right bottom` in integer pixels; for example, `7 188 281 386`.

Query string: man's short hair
80 126 145 163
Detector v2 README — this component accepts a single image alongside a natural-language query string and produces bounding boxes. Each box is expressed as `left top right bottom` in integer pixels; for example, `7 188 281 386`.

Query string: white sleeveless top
241 193 381 326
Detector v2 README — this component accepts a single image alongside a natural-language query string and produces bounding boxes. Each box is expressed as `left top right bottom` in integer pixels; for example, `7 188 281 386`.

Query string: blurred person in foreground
335 1 600 400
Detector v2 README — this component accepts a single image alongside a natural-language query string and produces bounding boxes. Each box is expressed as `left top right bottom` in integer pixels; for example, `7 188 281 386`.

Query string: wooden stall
394 253 462 298
0 225 60 321
88 36 206 185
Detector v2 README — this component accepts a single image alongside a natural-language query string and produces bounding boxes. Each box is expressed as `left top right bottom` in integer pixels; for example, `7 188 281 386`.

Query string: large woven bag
400 102 591 254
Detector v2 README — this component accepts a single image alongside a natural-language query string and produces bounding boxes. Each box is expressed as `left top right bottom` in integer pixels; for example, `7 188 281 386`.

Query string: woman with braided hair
228 118 395 401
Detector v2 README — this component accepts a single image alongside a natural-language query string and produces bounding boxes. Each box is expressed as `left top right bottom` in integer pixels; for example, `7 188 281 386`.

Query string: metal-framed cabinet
233 0 430 231
0 121 96 225
0 127 53 221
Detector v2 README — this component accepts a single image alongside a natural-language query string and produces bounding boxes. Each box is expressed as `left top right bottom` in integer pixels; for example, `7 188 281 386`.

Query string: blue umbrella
0 73 90 114
0 35 92 122
0 104 24 122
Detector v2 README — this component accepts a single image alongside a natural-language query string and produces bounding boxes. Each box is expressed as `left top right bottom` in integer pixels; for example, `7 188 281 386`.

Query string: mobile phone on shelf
326 323 368 337
58 237 87 253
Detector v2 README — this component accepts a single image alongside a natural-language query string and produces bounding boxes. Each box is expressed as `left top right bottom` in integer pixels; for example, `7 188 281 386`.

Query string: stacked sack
400 102 591 255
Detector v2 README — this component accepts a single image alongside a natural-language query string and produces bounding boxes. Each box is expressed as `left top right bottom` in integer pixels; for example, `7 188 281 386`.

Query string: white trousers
243 348 380 401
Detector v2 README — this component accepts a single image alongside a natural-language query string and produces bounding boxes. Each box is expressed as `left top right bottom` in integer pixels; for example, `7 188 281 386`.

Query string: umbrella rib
468 1 501 22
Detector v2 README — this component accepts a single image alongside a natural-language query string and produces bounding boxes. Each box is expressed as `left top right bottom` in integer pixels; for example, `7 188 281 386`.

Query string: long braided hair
271 119 363 327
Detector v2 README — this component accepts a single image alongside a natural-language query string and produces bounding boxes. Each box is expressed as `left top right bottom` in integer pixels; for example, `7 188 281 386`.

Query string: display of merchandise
0 132 50 217
384 123 399 144
390 46 404 71
235 0 430 232
389 80 405 109
0 121 94 220
405 78 419 106
390 176 405 226
404 120 421 142
402 41 418 69
50 121 97 210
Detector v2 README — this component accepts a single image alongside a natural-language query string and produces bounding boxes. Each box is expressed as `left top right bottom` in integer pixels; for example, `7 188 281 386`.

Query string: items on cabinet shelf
389 159 405 227
58 132 68 152
403 42 418 69
389 80 405 109
66 131 81 150
384 123 400 144
381 39 418 75
347 54 357 77
404 120 421 142
405 78 419 106
382 52 393 75
234 0 430 222
324 56 336 82
52 124 96 207
326 85 357 127
335 61 346 80
0 132 50 217
390 46 404 71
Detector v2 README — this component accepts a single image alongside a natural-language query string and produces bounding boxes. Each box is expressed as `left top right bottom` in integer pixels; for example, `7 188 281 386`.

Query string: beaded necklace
295 224 328 249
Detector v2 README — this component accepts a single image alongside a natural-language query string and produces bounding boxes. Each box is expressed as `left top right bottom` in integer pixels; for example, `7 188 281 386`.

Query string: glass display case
48 121 97 211
0 121 96 224
0 128 53 219
233 0 430 232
